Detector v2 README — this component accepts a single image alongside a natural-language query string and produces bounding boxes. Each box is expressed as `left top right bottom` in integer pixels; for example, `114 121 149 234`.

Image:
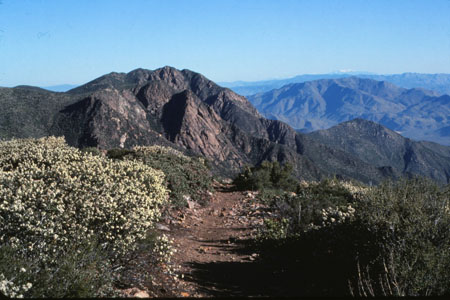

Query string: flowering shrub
119 145 213 207
133 145 186 159
307 204 356 230
0 137 167 257
0 273 32 298
0 137 168 296
153 234 177 264
339 180 369 196
259 178 360 237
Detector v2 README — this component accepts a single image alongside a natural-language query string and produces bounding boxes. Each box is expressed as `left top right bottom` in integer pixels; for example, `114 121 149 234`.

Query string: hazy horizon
11 69 450 91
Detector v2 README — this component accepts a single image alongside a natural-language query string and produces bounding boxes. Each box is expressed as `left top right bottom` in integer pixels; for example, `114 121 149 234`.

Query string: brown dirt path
164 184 273 297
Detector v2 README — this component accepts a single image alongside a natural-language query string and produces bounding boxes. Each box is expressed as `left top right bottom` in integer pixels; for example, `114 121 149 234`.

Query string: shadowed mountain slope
309 119 450 183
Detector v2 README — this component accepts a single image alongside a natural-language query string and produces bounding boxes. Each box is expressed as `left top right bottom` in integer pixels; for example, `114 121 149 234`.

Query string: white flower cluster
151 234 180 280
303 205 357 231
320 205 356 228
339 181 370 196
153 234 177 264
0 273 32 298
0 137 168 260
132 145 190 162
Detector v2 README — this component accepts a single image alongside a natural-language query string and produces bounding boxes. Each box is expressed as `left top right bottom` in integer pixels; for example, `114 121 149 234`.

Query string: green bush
81 146 102 156
122 145 213 207
233 161 298 192
256 178 450 296
0 239 116 298
106 147 134 160
255 178 363 296
350 178 450 296
259 178 358 238
0 137 168 297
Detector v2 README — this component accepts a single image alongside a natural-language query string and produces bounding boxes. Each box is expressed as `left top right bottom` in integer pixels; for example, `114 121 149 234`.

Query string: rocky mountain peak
125 68 153 85
148 66 187 89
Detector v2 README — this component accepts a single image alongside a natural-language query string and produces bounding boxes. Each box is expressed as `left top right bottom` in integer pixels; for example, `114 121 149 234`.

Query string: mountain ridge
309 118 450 183
1 67 449 184
221 72 450 96
247 77 450 145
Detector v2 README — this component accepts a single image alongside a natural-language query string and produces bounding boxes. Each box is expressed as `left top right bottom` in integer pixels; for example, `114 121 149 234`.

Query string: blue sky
0 0 449 86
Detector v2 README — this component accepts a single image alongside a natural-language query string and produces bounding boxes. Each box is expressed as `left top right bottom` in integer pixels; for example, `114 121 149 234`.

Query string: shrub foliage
110 145 213 207
257 178 450 296
233 161 298 192
352 178 450 296
0 137 168 297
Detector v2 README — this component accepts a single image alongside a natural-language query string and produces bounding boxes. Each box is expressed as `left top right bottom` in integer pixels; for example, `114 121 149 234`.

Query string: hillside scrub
0 137 170 297
351 178 450 296
233 161 298 192
256 178 450 296
108 145 213 207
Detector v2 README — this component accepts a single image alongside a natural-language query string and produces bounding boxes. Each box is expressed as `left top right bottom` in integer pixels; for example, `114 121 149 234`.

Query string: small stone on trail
244 191 255 198
198 246 211 253
186 198 198 210
121 287 150 298
156 223 170 231
221 178 233 184
191 215 202 221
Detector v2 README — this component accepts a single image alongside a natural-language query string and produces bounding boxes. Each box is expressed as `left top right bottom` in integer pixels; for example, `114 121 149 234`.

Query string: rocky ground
126 183 278 297
167 184 270 297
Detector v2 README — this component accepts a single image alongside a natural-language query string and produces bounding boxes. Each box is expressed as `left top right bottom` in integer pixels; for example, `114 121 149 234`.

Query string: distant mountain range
221 73 450 96
247 77 450 146
1 67 449 184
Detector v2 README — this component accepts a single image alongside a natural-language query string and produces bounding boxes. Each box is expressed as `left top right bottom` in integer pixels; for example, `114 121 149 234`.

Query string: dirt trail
165 184 270 297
